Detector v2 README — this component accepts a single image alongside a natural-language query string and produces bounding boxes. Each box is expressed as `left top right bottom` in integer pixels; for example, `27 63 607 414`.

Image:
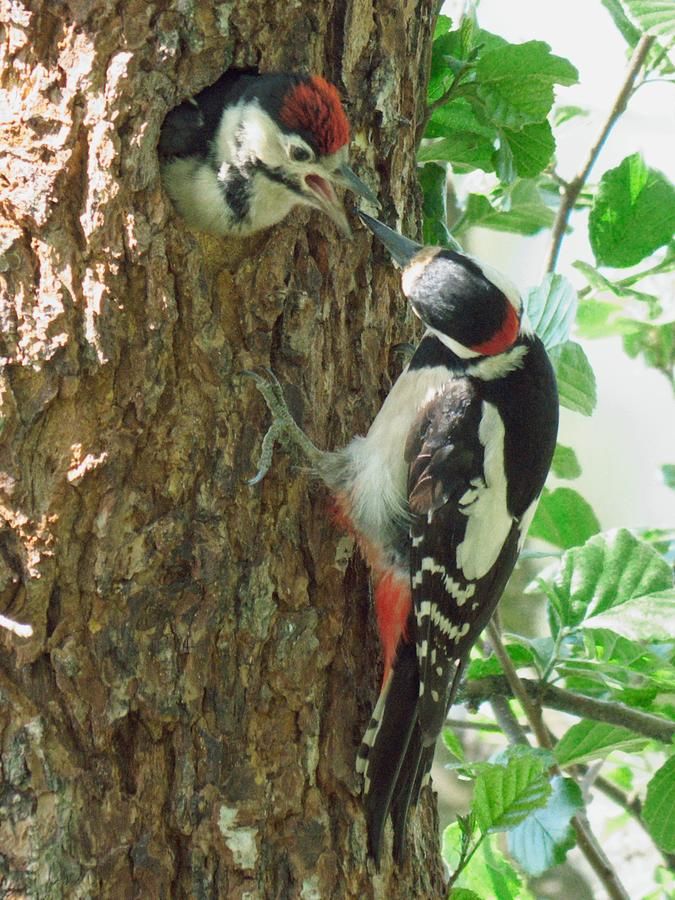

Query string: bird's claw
240 367 321 485
240 368 289 485
240 366 285 407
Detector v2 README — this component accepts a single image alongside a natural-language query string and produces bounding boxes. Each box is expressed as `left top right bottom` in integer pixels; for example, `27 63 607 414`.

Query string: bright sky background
447 0 675 530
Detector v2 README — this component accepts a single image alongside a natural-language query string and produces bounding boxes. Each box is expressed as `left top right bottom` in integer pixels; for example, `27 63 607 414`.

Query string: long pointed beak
357 211 423 267
338 163 380 207
304 173 352 236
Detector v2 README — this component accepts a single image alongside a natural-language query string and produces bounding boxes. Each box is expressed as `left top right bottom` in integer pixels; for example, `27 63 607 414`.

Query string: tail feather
389 724 435 863
358 641 468 864
358 639 419 864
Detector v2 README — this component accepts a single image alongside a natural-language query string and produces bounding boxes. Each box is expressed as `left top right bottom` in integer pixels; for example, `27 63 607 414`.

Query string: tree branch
489 694 529 746
460 674 675 744
544 34 656 274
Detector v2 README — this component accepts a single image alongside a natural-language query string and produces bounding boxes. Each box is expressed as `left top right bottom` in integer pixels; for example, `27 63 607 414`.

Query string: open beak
357 211 423 267
304 164 379 237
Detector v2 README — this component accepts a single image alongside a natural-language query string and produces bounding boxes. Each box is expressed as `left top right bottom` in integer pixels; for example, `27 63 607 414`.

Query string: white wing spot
456 403 512 580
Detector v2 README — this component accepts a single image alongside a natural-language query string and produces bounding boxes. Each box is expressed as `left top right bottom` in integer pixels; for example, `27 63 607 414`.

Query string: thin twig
445 717 503 733
486 620 550 747
460 674 675 744
544 34 656 275
486 621 630 900
489 694 529 745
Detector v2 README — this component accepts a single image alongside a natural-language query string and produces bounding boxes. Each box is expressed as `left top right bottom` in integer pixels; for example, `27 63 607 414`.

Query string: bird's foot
241 367 324 484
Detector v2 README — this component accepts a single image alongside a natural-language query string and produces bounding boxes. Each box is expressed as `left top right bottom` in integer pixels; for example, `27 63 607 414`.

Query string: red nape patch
471 301 519 356
375 573 412 686
279 75 350 156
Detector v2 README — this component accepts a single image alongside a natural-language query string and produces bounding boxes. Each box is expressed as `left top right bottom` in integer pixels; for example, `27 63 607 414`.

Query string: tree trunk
0 1 445 896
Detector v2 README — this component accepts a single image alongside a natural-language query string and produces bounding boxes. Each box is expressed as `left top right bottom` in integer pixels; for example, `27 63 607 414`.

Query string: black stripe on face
256 161 304 198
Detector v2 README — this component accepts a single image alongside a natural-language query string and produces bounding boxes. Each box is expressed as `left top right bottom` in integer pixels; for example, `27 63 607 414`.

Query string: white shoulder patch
455 402 512 580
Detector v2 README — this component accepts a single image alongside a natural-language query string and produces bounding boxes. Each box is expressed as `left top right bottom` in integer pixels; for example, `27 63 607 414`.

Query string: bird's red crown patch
280 75 350 156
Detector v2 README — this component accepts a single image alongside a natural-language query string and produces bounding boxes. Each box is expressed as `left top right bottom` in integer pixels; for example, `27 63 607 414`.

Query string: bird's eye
290 145 312 162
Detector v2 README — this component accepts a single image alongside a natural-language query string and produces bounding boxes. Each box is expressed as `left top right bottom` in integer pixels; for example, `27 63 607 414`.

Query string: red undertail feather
280 76 350 156
471 300 519 355
374 573 411 685
332 494 411 684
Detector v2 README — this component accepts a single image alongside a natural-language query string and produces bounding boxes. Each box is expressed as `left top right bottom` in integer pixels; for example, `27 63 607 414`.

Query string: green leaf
624 0 675 36
507 777 583 876
583 589 675 641
601 0 642 45
553 105 589 126
473 753 551 833
443 727 466 762
443 820 474 871
420 162 454 247
444 825 530 900
460 185 555 236
425 97 496 140
548 341 597 416
551 444 582 480
539 528 674 630
589 154 675 267
476 42 578 129
662 464 675 490
434 13 452 39
465 644 536 680
575 299 643 339
502 121 555 178
554 721 648 767
529 487 601 550
622 320 674 381
418 133 496 171
427 17 483 105
643 757 675 852
525 274 578 349
573 259 665 312
494 133 516 184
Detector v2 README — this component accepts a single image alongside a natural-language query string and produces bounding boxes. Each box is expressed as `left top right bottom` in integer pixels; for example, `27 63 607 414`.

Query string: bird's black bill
339 163 380 207
357 211 423 268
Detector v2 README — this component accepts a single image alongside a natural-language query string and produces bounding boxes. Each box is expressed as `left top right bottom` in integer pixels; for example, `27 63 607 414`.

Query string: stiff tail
357 639 468 864
357 638 420 864
389 726 435 863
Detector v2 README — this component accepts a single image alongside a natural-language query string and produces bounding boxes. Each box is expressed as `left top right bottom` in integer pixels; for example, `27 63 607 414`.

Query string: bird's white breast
340 366 453 547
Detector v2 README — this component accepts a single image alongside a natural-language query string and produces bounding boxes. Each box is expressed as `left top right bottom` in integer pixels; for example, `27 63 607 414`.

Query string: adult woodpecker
158 71 377 237
244 212 558 863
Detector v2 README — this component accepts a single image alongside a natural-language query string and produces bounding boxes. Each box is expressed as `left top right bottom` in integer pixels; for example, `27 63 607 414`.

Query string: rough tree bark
0 0 445 896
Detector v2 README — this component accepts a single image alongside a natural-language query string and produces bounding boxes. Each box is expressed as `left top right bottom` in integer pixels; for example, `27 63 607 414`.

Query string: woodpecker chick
244 214 558 864
159 71 377 237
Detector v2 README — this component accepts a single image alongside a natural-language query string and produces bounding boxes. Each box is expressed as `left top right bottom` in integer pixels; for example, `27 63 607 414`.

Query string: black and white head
358 211 523 359
160 72 377 237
